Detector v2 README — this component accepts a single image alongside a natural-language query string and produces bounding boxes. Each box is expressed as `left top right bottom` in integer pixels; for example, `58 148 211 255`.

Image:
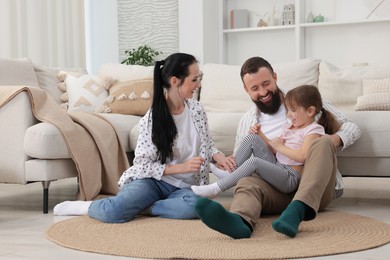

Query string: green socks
272 200 309 237
195 198 252 239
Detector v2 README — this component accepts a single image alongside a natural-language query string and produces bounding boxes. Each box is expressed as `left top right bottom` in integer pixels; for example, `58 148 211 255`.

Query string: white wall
178 0 220 65
84 0 119 74
117 0 178 64
178 0 204 63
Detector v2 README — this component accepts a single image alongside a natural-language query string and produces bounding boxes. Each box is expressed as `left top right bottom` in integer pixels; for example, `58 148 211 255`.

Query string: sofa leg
42 181 51 214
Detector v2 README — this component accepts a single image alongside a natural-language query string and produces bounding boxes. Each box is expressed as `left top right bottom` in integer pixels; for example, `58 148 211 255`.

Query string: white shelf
218 0 390 65
223 25 295 33
301 17 390 28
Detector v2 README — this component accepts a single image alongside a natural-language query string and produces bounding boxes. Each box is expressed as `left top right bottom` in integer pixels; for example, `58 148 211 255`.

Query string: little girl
192 85 340 198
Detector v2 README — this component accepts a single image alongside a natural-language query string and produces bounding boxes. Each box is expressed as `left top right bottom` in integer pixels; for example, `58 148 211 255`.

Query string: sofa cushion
33 64 65 105
206 112 244 156
0 57 39 86
273 58 321 91
33 64 87 106
98 113 142 152
318 61 390 111
97 63 154 82
337 111 390 157
24 114 141 159
200 58 320 113
24 122 70 159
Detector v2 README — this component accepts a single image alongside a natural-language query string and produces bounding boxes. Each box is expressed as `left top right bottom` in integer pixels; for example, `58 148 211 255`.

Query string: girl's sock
271 200 309 237
210 163 230 179
53 201 92 216
191 182 221 198
195 197 251 239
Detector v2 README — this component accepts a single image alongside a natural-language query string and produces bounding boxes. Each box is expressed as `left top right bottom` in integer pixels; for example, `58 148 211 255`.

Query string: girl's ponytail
318 107 340 135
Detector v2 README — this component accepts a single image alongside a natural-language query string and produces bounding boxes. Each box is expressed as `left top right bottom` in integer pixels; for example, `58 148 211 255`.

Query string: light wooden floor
0 177 389 260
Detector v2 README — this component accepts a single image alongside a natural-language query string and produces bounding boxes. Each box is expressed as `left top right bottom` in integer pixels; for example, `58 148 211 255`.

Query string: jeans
88 178 199 223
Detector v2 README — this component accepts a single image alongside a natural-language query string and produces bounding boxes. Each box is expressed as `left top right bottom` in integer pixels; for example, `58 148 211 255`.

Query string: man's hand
328 134 343 148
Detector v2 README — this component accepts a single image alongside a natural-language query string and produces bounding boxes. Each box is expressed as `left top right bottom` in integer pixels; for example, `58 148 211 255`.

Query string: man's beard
252 87 283 115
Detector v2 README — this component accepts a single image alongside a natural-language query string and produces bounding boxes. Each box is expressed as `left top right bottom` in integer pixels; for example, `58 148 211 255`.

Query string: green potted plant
121 44 162 66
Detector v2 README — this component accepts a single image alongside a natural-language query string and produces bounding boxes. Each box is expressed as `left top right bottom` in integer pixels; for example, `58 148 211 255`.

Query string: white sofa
199 59 390 180
1 58 389 213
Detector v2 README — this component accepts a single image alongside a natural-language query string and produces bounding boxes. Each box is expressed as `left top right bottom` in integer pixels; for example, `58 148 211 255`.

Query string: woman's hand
183 156 205 173
213 153 236 172
164 156 205 175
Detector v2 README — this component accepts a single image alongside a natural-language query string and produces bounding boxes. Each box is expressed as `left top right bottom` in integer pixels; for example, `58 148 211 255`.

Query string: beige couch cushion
97 63 153 82
24 113 141 158
0 57 38 86
200 58 321 113
338 111 390 157
33 64 65 105
318 61 390 111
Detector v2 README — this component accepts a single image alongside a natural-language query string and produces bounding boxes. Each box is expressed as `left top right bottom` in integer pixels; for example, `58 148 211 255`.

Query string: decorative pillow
355 78 390 111
97 79 153 116
355 93 390 111
362 78 390 95
59 73 110 112
318 61 390 111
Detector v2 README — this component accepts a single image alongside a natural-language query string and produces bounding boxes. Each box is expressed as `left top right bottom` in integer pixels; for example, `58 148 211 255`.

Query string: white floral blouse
118 99 221 190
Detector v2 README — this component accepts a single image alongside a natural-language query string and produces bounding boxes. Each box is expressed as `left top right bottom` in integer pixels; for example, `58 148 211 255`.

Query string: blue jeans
88 178 199 223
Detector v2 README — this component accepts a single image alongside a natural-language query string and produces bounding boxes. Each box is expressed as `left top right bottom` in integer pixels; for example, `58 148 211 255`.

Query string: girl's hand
270 137 284 151
249 124 261 134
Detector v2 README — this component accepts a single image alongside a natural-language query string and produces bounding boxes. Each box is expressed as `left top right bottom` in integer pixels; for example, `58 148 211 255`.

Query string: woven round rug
46 211 390 259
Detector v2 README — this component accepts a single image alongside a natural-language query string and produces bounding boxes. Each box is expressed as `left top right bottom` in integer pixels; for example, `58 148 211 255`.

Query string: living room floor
0 177 389 260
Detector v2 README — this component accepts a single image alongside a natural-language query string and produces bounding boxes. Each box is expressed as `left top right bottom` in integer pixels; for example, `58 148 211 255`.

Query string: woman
54 53 234 222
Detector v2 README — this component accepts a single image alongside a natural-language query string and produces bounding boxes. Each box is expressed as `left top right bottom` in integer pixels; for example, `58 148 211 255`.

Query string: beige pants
230 137 337 229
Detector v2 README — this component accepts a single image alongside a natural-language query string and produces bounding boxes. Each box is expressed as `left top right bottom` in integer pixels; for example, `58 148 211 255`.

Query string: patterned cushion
355 78 390 111
98 79 153 116
58 72 109 112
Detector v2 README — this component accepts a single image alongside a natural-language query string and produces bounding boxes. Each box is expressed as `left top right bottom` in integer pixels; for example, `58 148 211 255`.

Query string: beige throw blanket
0 85 129 200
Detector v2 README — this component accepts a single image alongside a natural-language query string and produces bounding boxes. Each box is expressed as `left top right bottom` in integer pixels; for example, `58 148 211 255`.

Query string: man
195 57 361 238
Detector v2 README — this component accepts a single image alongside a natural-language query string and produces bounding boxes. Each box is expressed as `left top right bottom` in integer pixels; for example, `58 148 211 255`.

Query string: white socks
191 182 222 198
210 163 230 179
53 201 92 216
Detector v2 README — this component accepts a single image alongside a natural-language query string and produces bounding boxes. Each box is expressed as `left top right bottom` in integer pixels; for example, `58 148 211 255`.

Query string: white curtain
0 0 85 68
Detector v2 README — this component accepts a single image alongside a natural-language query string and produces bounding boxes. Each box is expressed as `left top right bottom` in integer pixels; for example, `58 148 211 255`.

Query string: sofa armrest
0 91 38 183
